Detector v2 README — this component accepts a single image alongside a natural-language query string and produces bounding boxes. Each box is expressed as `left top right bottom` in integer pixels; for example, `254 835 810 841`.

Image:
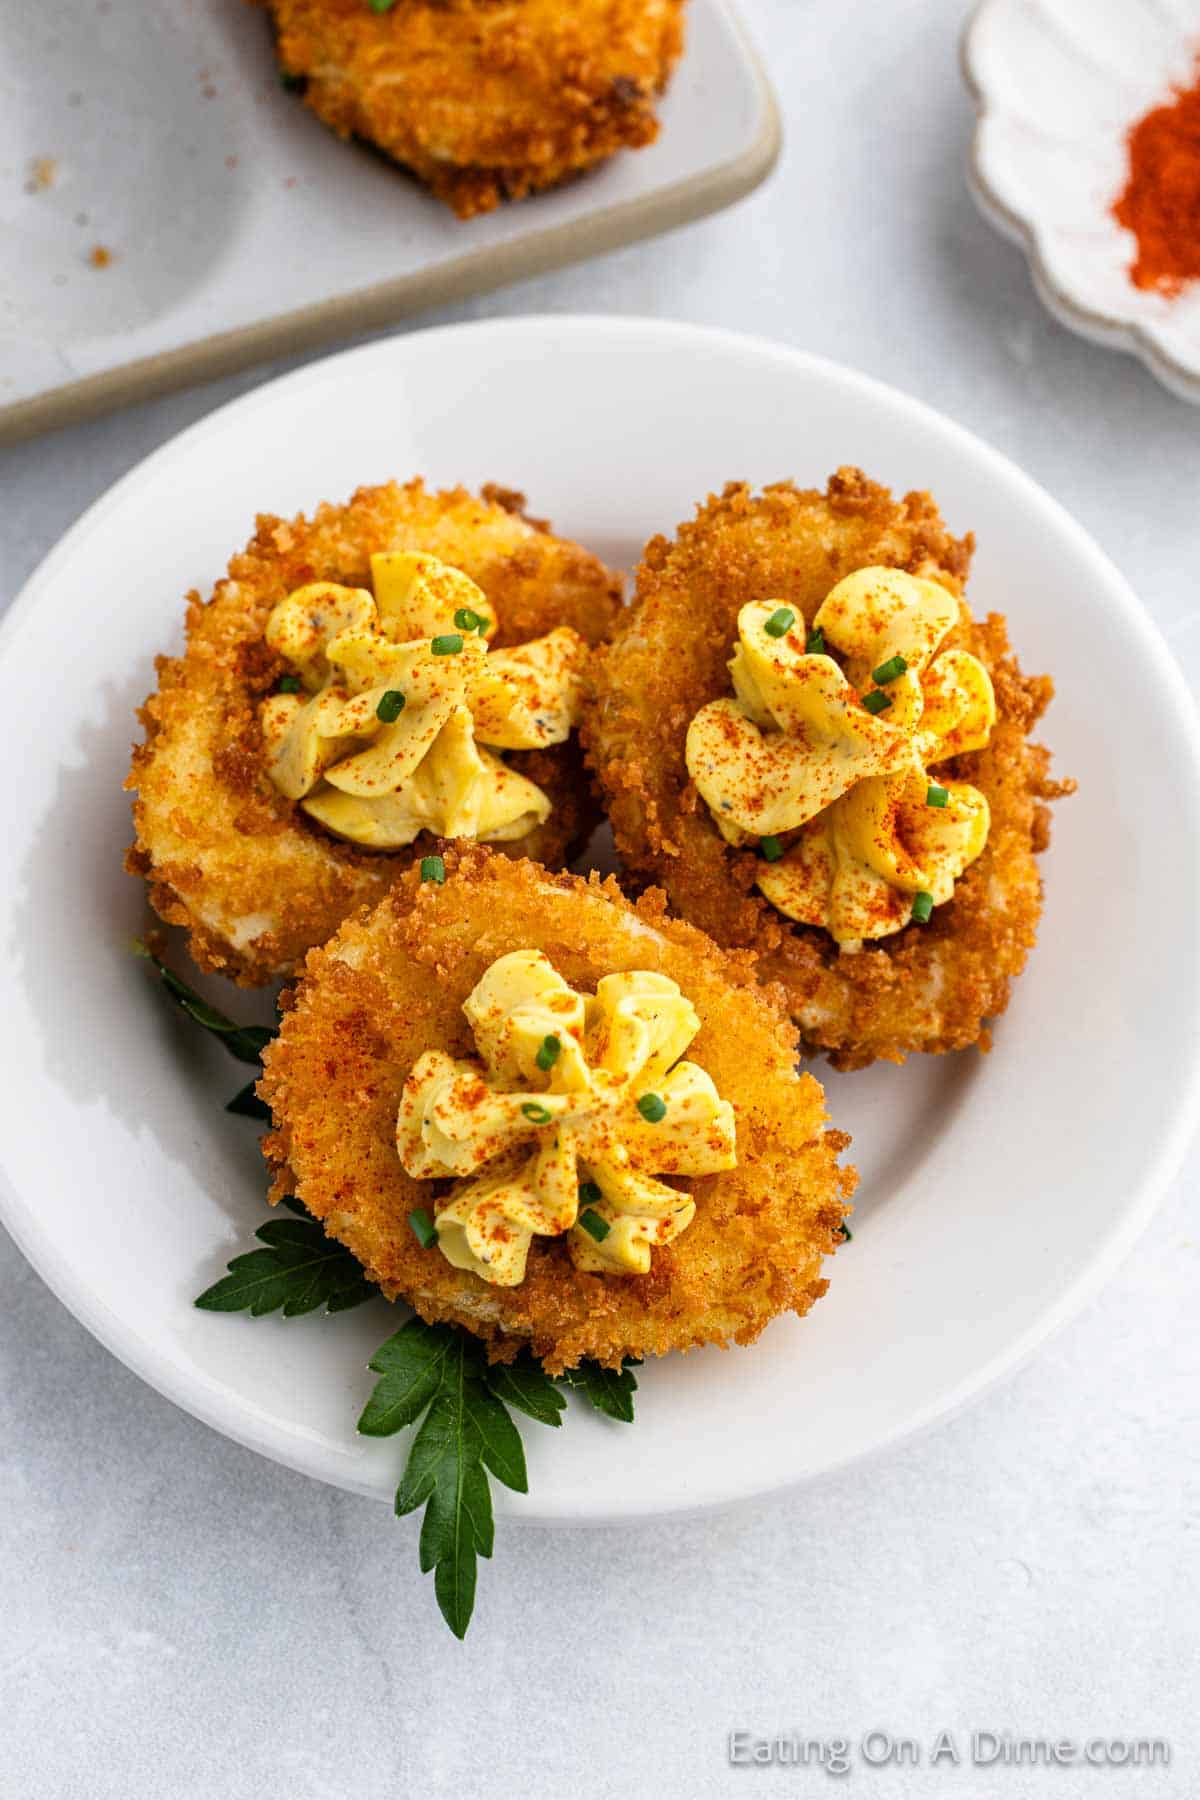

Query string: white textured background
2 1 1198 1795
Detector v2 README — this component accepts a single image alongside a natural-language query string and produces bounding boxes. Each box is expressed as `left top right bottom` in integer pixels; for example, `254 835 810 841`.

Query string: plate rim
0 0 781 449
3 313 1200 1524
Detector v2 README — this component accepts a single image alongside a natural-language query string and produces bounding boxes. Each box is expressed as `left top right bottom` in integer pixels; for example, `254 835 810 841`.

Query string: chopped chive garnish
376 689 406 723
419 855 445 884
368 0 396 11
862 689 893 715
764 607 796 639
474 615 489 634
578 1209 611 1243
637 1093 667 1124
277 673 301 693
871 654 908 685
578 1180 602 1206
839 1221 853 1242
453 608 482 632
277 68 306 90
911 890 934 924
431 633 463 656
409 1208 438 1249
926 783 949 809
805 626 826 655
536 1034 561 1071
522 1102 552 1125
759 835 784 862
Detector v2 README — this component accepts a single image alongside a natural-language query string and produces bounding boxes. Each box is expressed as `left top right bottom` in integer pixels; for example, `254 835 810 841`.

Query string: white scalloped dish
964 0 1200 402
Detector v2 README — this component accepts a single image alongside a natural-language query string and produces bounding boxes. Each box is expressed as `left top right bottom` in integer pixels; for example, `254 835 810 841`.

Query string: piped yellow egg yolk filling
685 568 997 945
397 950 738 1286
259 552 586 850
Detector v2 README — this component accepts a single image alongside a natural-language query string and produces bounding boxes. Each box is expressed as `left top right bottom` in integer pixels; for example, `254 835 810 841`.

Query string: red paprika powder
1113 60 1200 296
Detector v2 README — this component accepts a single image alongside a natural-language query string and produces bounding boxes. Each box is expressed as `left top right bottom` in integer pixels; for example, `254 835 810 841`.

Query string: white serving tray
0 0 778 443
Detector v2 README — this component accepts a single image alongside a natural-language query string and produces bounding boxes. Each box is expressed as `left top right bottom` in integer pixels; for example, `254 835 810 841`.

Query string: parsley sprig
359 1322 543 1635
194 1206 639 1635
135 941 274 1116
358 1328 639 1635
135 940 273 1064
196 1198 376 1318
139 945 641 1637
557 1358 640 1423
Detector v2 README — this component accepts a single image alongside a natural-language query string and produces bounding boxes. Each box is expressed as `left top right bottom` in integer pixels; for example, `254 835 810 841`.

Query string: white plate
2 317 1198 1524
963 0 1200 403
0 0 777 442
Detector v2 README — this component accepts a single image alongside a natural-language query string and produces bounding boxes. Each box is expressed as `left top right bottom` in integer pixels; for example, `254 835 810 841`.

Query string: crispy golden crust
259 847 854 1371
267 0 687 218
583 469 1073 1069
126 480 621 985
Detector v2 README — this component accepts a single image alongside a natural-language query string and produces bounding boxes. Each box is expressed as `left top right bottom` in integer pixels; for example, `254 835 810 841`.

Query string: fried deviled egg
584 469 1072 1069
127 480 620 985
258 847 853 1372
268 0 688 219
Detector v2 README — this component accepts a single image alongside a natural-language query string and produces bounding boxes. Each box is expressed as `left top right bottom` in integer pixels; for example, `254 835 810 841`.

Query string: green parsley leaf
358 1318 461 1437
556 1358 640 1423
135 942 275 1066
195 1214 376 1317
483 1356 567 1428
225 1080 271 1120
362 1320 542 1638
466 1383 529 1494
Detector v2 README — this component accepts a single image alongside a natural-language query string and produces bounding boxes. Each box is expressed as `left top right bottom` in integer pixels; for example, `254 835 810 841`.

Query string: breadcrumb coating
259 847 854 1371
126 480 621 985
267 0 687 218
583 469 1073 1069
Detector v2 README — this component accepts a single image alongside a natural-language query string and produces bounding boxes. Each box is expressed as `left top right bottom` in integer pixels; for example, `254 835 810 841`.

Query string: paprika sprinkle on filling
684 569 997 947
258 551 587 850
1113 59 1200 297
396 950 737 1285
